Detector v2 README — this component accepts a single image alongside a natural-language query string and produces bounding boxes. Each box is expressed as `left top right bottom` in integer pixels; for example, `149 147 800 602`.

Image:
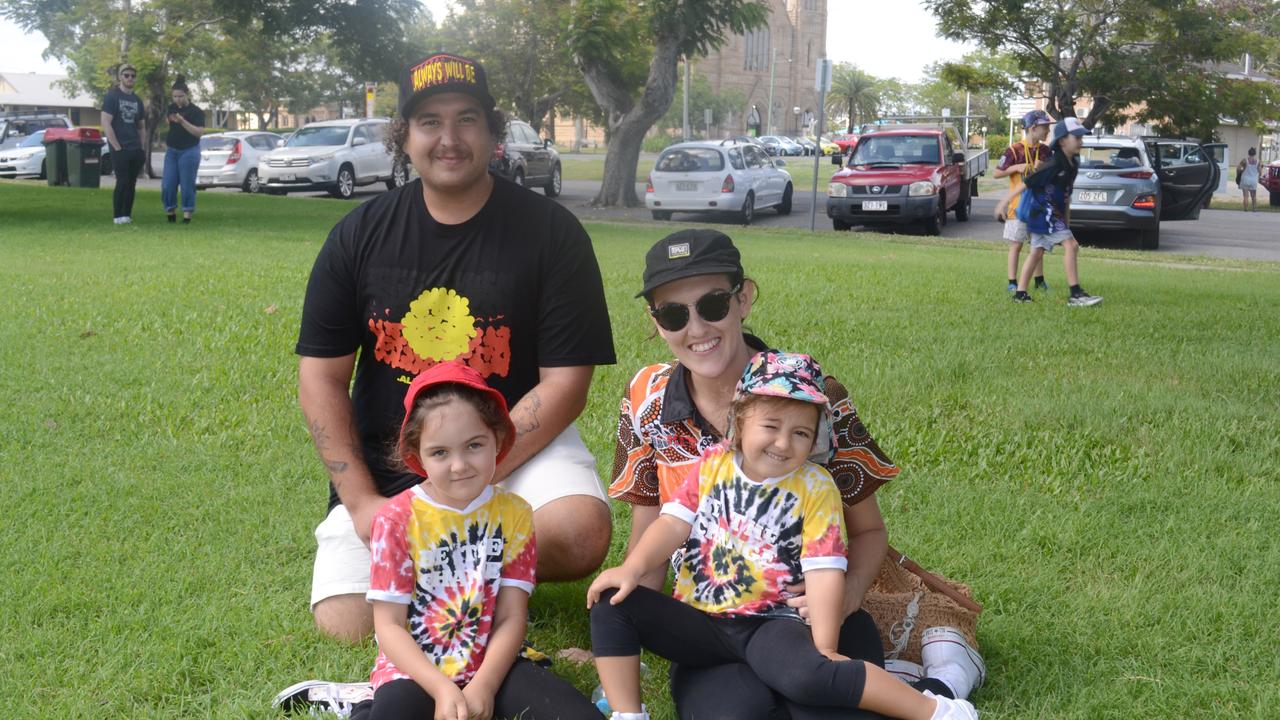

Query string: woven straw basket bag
862 546 982 665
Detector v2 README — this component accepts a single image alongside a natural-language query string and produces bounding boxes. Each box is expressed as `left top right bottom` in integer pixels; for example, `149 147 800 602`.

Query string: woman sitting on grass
589 351 977 720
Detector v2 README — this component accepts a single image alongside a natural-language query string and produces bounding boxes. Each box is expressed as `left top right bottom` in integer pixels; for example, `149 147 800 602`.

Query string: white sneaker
113 217 125 224
924 690 978 720
921 626 986 700
885 658 924 684
271 680 374 717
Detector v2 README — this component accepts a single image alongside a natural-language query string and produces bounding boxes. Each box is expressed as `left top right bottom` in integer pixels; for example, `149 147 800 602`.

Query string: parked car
645 140 793 224
1068 135 1219 249
0 129 49 178
0 112 71 151
762 135 804 156
197 131 285 193
258 118 406 198
827 133 859 153
809 136 842 156
1261 159 1280 206
794 137 817 156
827 124 987 235
488 118 561 196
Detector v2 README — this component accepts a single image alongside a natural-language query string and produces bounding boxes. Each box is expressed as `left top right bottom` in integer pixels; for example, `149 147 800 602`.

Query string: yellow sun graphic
401 287 478 362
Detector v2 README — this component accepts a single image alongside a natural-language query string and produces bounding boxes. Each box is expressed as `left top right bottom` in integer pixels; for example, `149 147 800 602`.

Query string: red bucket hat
398 361 516 478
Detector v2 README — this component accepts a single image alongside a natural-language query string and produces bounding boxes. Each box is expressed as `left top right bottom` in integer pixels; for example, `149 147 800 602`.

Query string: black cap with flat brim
398 53 495 119
638 229 744 299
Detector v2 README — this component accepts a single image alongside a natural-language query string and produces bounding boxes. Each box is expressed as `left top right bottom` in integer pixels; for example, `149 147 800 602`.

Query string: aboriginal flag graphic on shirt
367 485 535 689
661 444 848 619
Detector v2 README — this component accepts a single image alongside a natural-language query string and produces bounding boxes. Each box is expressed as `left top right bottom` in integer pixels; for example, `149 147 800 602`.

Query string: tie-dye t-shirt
366 485 536 689
661 444 848 619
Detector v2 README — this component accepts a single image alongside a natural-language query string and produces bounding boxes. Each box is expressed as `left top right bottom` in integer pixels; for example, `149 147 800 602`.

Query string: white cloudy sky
2 0 970 83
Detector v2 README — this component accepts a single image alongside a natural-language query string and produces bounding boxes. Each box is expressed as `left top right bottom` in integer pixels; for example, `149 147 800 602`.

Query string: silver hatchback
645 140 794 225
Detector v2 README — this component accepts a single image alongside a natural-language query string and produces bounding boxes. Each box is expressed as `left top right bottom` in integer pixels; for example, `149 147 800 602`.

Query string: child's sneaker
1011 291 1032 303
885 658 924 683
1006 281 1017 292
922 626 986 700
272 680 373 717
1067 291 1103 307
924 690 979 720
1034 278 1050 292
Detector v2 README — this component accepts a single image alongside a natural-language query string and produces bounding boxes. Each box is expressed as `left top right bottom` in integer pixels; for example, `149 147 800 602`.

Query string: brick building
691 0 828 137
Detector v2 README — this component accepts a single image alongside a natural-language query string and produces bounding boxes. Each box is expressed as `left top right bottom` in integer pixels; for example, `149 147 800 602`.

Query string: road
104 154 1280 262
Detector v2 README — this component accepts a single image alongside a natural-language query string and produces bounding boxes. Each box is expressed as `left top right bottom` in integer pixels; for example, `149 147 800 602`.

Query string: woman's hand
587 565 642 608
432 682 469 720
461 681 496 720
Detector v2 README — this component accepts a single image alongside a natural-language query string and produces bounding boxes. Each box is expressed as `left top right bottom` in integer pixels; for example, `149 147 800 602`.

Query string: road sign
365 82 376 119
815 58 833 93
1008 98 1038 118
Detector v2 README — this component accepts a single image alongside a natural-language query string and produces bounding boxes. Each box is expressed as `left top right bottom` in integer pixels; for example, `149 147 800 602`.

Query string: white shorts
309 424 606 608
1002 218 1030 243
1030 229 1073 253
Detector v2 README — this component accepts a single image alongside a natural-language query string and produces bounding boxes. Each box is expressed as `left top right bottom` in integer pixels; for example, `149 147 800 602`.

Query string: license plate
674 181 698 191
861 200 888 211
280 173 296 182
1077 191 1107 203
198 175 213 183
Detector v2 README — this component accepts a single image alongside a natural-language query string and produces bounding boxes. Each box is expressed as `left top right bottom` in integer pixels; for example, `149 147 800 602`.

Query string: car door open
1151 141 1219 221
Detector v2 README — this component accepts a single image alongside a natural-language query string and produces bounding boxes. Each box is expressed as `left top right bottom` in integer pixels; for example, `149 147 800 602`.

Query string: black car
489 119 561 197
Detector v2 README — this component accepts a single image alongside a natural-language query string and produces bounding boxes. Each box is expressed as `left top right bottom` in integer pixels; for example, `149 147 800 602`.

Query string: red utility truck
826 124 988 235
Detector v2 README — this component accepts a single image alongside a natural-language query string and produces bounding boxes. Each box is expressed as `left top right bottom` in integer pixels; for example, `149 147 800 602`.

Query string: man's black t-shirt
297 175 617 509
165 103 205 150
102 87 144 150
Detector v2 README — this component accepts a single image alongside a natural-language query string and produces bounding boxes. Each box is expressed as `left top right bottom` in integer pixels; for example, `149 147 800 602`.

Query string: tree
827 64 879 133
568 0 769 207
439 0 585 133
925 0 1262 131
657 72 745 137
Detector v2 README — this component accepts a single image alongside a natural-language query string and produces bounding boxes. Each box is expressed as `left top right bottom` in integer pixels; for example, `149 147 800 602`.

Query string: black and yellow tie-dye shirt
661 444 848 619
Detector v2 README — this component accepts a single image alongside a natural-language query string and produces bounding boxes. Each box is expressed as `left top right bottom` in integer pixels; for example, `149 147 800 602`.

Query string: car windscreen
655 148 725 173
1079 145 1144 170
287 127 350 147
19 132 45 148
201 136 238 151
849 135 940 165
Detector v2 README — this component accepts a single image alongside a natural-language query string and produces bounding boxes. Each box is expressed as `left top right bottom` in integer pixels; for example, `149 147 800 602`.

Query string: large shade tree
568 0 768 207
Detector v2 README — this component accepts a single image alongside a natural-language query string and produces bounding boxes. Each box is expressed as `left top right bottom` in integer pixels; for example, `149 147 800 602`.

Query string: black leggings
112 148 146 219
669 606 952 720
348 658 600 720
591 586 869 712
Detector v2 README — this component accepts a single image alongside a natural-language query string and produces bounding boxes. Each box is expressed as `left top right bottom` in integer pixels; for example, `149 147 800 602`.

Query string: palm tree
828 65 880 133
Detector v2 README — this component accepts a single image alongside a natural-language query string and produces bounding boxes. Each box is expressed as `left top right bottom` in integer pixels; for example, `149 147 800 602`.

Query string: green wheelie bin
43 129 70 186
64 128 104 188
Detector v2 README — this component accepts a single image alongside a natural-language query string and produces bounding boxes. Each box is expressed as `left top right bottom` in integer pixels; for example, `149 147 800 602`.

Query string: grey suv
1070 136 1219 249
0 113 71 151
489 119 561 196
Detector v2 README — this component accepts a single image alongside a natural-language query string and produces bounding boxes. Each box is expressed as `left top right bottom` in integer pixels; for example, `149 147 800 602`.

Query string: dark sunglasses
121 73 136 78
649 283 742 331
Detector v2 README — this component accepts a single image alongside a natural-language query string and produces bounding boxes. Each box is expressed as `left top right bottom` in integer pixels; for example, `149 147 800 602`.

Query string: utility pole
682 55 691 141
963 92 971 146
810 58 833 232
767 47 777 135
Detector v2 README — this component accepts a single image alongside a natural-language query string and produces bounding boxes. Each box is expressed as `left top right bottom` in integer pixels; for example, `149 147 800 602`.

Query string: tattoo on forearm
307 416 351 476
512 390 542 436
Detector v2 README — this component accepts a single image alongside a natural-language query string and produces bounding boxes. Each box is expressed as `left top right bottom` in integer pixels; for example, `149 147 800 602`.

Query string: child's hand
432 683 469 720
586 565 640 608
461 682 495 720
820 649 852 663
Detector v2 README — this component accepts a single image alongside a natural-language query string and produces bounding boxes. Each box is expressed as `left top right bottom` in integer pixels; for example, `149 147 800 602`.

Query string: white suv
258 118 408 198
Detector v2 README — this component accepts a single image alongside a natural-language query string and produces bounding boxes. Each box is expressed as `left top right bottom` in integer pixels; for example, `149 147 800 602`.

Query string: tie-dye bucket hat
733 350 835 463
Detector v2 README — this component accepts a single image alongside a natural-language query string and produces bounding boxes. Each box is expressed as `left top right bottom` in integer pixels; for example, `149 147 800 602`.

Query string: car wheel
241 168 261 193
739 192 755 225
512 168 525 187
833 218 852 231
651 210 672 220
329 165 356 199
544 163 562 197
924 194 945 235
777 184 793 215
955 184 971 221
39 159 47 180
1139 224 1160 250
385 163 409 191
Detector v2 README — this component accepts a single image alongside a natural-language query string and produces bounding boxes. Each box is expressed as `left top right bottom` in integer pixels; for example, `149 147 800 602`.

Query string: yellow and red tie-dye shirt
366 485 536 689
661 444 848 619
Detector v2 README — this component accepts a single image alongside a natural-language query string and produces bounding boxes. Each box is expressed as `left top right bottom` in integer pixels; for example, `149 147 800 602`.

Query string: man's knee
533 496 611 581
312 593 373 643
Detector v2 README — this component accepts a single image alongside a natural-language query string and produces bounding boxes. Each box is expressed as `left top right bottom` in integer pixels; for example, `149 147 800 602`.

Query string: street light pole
767 47 777 135
682 55 690 142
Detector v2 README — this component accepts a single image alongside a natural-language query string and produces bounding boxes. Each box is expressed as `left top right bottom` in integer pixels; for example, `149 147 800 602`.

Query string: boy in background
994 110 1053 292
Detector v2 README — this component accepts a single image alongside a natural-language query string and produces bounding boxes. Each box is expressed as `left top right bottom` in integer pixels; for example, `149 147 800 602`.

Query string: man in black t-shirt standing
102 63 147 225
295 53 617 642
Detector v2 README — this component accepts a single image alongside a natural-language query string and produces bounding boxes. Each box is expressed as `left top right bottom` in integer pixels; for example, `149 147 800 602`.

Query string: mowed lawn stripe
1 182 1277 719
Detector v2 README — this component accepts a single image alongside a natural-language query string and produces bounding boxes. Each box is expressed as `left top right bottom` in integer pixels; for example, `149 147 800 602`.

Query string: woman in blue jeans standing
161 76 205 224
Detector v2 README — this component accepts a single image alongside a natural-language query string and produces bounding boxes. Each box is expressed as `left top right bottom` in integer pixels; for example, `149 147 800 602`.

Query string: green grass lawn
2 181 1279 719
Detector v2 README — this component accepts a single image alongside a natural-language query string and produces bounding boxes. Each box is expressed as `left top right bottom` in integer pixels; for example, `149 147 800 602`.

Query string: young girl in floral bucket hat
587 351 978 720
